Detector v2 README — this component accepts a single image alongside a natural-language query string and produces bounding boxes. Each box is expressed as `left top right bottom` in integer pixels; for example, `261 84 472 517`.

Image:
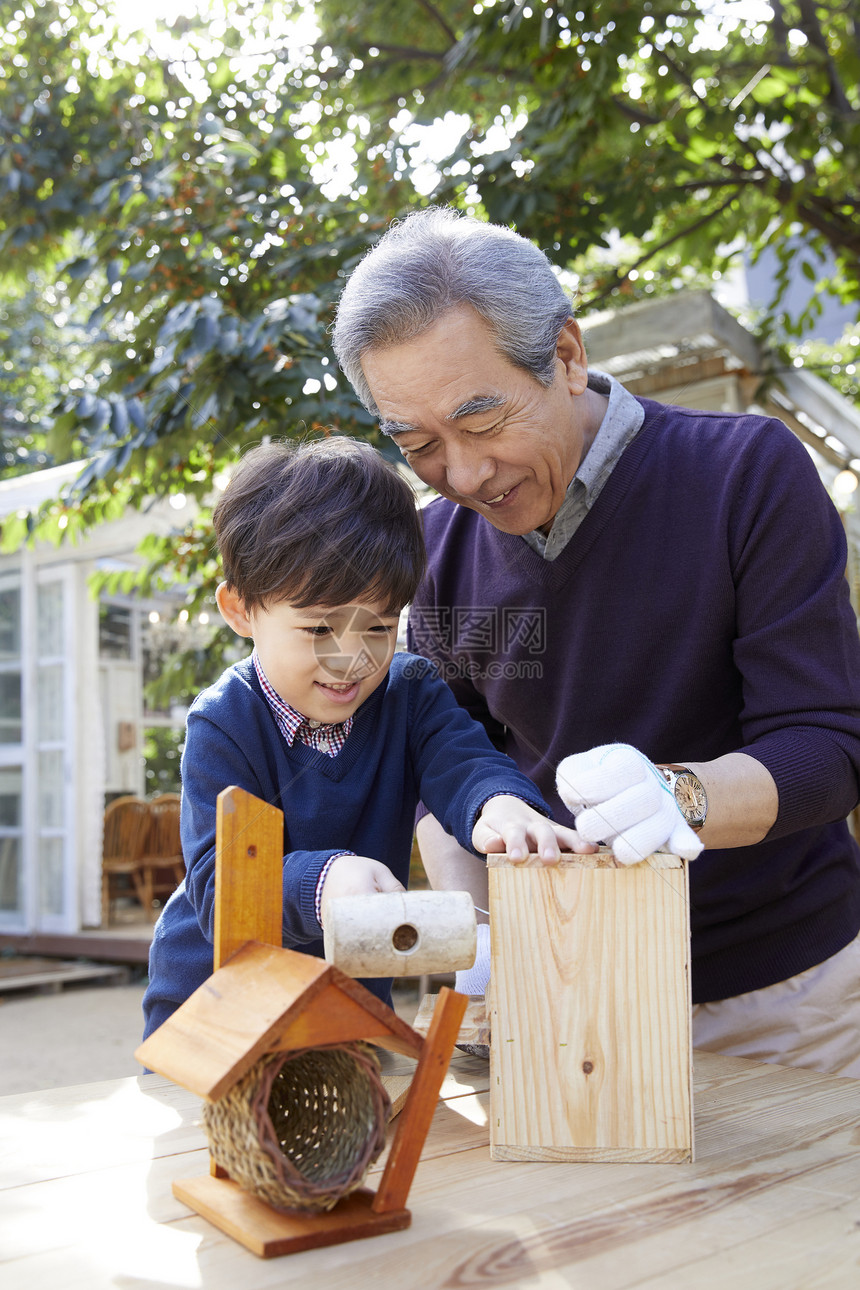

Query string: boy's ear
216 582 254 638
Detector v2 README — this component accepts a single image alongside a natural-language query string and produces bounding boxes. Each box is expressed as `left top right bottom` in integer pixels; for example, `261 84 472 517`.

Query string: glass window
0 776 21 827
37 582 64 658
38 749 65 829
0 836 20 912
0 671 22 744
0 767 22 914
37 663 64 742
0 586 21 662
99 604 133 659
38 837 64 918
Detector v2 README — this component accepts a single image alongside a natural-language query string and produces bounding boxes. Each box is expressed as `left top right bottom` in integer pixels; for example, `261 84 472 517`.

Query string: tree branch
414 0 458 45
794 192 860 257
612 95 662 128
797 0 853 114
345 41 447 61
768 0 793 63
583 188 742 311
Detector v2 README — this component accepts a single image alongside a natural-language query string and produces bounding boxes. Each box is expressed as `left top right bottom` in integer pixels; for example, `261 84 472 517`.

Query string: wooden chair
101 795 152 926
139 793 185 916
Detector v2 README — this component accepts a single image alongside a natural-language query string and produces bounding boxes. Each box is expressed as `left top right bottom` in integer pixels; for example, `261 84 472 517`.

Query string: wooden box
488 852 693 1163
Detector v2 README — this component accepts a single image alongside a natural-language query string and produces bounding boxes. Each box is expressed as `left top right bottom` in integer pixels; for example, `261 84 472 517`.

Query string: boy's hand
472 795 597 864
320 855 405 928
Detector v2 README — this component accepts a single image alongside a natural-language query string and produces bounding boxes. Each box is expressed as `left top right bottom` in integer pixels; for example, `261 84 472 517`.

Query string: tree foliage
314 0 860 332
0 0 857 561
0 0 390 528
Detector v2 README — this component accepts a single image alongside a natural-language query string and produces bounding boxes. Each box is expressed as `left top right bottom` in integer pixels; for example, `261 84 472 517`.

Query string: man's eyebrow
447 394 506 421
379 419 418 437
379 393 506 437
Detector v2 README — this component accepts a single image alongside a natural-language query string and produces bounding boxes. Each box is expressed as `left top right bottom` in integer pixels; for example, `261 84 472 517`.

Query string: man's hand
472 794 596 864
556 744 704 865
320 856 405 928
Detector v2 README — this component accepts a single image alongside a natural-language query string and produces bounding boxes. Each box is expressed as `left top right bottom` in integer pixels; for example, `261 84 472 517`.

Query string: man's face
361 306 592 536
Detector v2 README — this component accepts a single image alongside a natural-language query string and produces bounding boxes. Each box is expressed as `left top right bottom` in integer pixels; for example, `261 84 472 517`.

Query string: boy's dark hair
213 436 426 612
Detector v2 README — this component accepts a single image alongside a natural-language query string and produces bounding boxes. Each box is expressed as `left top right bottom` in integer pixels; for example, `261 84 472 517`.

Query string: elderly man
332 207 860 1076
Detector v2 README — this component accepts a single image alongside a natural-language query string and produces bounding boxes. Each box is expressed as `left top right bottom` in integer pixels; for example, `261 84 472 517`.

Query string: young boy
142 436 585 1037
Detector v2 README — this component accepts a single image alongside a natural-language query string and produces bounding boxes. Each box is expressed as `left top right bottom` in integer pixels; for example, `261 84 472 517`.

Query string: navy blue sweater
142 651 548 1035
409 398 860 1003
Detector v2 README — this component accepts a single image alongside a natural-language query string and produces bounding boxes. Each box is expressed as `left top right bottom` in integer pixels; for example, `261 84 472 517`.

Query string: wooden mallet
323 890 477 978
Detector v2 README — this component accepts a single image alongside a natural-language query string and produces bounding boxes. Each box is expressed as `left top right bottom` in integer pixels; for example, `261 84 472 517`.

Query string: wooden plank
489 855 692 1162
412 994 489 1048
213 786 284 969
172 1177 410 1258
4 1052 860 1289
0 960 127 993
0 1050 816 1191
381 1074 412 1119
0 929 152 964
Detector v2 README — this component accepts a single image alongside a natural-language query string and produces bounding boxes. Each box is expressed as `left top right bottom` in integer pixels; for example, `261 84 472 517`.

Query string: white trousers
692 932 860 1078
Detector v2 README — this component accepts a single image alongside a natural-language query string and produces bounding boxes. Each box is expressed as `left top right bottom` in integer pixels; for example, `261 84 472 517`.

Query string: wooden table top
1 1049 859 1289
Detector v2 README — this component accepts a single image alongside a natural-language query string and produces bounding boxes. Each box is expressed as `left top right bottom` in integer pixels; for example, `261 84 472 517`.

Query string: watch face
675 772 707 825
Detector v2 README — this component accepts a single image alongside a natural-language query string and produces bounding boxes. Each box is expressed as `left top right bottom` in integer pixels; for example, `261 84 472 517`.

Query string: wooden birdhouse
136 786 466 1258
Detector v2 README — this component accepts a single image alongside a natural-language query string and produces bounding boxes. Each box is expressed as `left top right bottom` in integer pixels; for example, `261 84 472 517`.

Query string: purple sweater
408 397 860 1002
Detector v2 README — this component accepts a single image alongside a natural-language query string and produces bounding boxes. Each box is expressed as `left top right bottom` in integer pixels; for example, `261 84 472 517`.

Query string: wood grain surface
2 1051 859 1288
489 855 692 1161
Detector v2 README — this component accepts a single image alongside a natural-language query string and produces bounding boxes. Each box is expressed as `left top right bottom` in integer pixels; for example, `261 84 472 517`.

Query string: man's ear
215 582 254 638
556 318 589 396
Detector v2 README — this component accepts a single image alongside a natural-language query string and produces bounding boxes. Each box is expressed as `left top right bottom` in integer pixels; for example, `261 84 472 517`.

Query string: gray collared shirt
522 370 644 561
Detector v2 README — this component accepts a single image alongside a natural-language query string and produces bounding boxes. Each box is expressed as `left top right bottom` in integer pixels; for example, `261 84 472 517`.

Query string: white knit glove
556 743 704 865
455 920 491 996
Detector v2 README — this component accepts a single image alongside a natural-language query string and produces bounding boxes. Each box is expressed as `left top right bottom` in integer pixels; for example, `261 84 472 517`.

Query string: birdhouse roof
135 941 424 1101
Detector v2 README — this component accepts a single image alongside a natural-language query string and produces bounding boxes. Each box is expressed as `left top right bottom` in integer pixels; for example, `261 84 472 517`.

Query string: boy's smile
216 586 401 725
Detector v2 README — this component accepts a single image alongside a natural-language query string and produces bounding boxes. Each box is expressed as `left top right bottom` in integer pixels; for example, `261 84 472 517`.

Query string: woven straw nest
202 1041 391 1213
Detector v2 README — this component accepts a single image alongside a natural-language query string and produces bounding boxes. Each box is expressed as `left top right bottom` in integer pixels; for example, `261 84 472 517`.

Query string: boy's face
217 586 401 724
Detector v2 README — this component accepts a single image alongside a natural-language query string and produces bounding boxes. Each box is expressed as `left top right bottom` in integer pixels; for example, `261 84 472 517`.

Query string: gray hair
332 207 574 414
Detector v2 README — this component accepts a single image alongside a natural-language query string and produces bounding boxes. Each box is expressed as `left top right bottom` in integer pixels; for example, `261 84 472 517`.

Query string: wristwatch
659 764 708 831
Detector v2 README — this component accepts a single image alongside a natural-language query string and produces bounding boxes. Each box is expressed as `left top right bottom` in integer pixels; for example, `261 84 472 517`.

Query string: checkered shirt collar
252 648 352 755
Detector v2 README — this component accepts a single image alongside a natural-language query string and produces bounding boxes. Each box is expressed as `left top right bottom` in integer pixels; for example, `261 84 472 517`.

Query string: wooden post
488 852 693 1163
213 786 284 970
210 786 283 1179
